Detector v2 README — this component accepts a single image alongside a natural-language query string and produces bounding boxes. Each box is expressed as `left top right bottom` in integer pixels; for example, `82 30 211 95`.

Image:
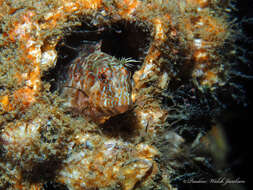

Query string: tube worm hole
42 20 151 92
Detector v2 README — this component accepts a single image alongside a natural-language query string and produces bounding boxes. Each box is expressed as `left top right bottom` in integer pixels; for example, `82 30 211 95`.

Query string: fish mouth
114 105 130 114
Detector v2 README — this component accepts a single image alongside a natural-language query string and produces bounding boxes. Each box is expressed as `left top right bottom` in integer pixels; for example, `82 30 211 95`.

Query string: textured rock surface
0 0 248 189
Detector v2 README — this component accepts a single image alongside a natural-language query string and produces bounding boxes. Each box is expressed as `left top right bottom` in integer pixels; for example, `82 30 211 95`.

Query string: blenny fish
61 42 133 123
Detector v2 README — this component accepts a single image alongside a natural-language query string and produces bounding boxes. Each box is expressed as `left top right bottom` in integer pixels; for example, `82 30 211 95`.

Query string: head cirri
61 42 133 123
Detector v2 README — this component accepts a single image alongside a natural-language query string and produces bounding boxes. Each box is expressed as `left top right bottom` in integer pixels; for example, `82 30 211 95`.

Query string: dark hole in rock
43 182 68 190
42 21 151 92
22 159 63 183
100 110 139 141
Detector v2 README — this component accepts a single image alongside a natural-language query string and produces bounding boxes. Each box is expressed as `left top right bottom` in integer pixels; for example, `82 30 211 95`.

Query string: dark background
221 0 253 189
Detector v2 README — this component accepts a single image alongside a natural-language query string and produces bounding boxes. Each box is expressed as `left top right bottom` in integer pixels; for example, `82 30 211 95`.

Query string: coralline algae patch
0 0 239 189
57 137 158 190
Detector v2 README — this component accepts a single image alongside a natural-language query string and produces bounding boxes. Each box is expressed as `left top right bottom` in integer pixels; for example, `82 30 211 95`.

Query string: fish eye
100 73 106 80
99 72 108 82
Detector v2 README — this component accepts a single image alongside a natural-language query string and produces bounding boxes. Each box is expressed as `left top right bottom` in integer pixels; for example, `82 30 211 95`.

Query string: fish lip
114 105 130 114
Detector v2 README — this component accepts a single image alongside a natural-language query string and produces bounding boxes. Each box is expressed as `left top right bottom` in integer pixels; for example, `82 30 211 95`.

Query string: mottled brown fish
61 42 133 123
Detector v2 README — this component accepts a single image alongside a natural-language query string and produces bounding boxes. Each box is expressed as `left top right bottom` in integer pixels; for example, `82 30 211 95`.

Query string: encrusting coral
0 0 246 189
